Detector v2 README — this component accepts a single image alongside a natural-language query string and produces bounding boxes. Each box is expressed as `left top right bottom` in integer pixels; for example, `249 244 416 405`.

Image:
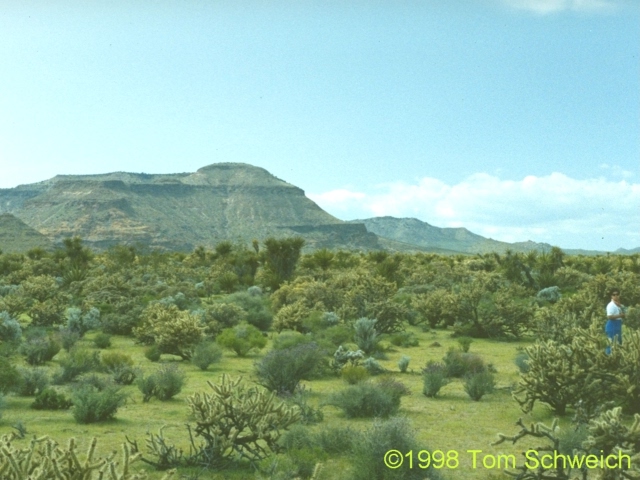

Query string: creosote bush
442 348 486 378
72 385 127 423
20 334 61 365
31 387 73 410
15 367 50 396
327 380 403 418
341 364 369 385
422 361 449 398
255 342 324 394
464 371 495 401
191 341 223 370
216 322 267 356
350 416 442 480
137 364 186 402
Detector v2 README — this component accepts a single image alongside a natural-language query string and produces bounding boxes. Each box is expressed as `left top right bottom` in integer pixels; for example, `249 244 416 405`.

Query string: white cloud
308 172 640 251
501 0 619 14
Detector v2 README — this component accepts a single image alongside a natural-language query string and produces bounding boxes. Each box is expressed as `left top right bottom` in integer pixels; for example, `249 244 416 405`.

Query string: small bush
217 322 267 357
20 335 61 365
72 385 127 423
317 324 353 347
327 381 401 418
514 352 530 374
15 367 50 396
58 328 80 352
442 348 486 378
53 349 101 384
457 336 473 353
272 331 314 351
150 364 185 401
284 386 324 425
363 357 386 375
397 355 410 373
464 371 495 401
388 331 419 348
93 333 112 349
144 344 161 362
191 341 223 371
75 372 113 391
0 357 21 394
137 374 157 403
315 425 358 455
422 361 449 398
341 365 370 385
101 351 134 371
0 311 21 343
31 387 73 410
353 317 379 354
350 417 442 480
255 343 324 394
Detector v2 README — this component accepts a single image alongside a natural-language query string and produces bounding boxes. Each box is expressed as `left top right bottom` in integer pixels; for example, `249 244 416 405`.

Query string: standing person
605 289 625 354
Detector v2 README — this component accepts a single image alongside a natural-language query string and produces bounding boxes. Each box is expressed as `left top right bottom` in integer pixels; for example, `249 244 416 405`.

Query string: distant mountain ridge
0 164 634 254
0 163 381 251
350 216 613 256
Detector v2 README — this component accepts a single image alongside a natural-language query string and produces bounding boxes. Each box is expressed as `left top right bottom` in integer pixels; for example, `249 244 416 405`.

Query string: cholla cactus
186 374 300 466
332 346 365 372
0 433 175 479
583 407 640 479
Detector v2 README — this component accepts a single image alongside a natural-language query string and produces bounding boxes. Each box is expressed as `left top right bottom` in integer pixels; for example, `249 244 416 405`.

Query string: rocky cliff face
0 163 381 251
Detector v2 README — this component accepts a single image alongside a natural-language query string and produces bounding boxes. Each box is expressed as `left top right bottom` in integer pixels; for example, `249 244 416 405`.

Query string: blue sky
0 0 638 251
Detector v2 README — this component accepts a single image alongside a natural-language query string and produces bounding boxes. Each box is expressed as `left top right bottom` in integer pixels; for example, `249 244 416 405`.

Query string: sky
0 0 638 251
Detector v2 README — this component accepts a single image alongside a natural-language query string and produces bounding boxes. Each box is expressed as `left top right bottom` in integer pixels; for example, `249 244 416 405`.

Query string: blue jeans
605 319 622 354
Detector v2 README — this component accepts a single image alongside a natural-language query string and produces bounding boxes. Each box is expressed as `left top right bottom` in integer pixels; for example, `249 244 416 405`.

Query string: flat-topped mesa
0 163 381 252
185 163 296 189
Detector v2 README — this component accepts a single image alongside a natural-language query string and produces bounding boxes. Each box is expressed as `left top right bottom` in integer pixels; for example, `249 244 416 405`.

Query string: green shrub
225 291 273 331
388 331 419 348
100 351 138 385
191 341 223 371
58 327 80 352
341 365 369 385
75 372 113 391
442 348 486 378
315 425 358 455
0 357 21 394
53 349 101 384
216 322 267 357
100 351 134 371
350 417 442 480
272 330 314 350
144 344 161 362
457 336 473 352
255 343 324 394
363 357 386 375
93 332 112 349
15 367 49 396
0 311 21 343
151 364 185 401
353 317 379 354
20 334 61 365
136 374 157 403
397 355 410 373
514 352 530 374
327 381 401 418
317 324 353 347
72 385 127 423
31 387 73 410
422 361 449 398
464 371 495 401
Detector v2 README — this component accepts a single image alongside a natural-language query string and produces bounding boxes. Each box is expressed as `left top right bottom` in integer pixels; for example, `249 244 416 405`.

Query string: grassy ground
0 328 567 480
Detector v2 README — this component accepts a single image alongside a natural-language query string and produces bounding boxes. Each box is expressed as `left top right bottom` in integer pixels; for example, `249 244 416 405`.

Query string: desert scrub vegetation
0 240 639 478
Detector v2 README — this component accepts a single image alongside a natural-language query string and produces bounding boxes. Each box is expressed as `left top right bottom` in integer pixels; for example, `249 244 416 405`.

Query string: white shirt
606 300 622 319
